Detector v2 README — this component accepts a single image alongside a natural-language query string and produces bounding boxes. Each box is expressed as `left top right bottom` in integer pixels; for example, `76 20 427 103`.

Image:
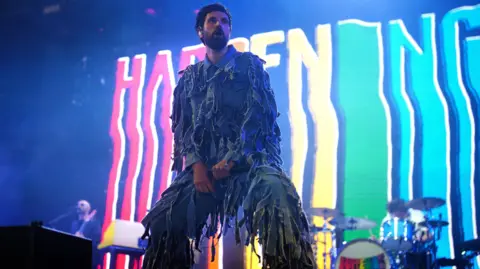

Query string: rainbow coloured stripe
339 254 386 269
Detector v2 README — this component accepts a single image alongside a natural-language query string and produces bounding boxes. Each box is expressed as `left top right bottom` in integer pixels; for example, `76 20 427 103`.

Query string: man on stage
72 199 101 269
141 3 314 269
382 199 432 242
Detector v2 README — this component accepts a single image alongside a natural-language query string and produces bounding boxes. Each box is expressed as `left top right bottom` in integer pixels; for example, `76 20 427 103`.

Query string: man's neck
206 46 228 65
78 213 87 220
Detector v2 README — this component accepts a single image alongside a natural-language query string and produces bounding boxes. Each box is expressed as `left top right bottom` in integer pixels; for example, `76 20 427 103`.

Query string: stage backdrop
101 1 480 269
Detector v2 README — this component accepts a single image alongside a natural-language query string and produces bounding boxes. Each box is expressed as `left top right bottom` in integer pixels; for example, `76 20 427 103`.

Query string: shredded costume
141 45 315 269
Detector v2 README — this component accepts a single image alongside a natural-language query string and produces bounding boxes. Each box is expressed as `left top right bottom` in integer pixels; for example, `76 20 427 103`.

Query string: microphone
420 231 426 241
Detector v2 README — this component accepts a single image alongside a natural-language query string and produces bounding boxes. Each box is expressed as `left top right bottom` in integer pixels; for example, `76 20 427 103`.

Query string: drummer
373 199 432 242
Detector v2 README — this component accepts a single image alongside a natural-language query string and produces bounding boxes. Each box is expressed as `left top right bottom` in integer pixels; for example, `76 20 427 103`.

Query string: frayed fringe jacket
171 49 282 172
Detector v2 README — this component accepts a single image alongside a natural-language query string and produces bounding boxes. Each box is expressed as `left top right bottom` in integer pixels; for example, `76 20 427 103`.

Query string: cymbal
328 217 377 230
419 220 449 228
307 208 343 218
406 197 446 210
309 225 333 234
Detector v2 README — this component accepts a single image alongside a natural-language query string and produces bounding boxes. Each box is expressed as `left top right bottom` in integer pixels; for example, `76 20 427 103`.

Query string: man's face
77 200 91 214
199 11 231 51
393 210 408 219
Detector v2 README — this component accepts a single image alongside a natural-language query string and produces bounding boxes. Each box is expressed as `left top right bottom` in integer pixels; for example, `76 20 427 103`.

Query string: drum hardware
307 208 343 218
384 239 437 269
405 197 446 211
329 216 377 268
380 217 416 252
329 217 376 231
404 250 435 269
307 197 453 269
459 238 480 252
308 207 341 269
418 220 449 228
404 196 447 267
436 257 474 269
375 196 449 268
310 226 333 234
421 211 444 263
309 214 378 269
457 238 480 269
334 239 390 269
458 252 479 269
309 225 329 266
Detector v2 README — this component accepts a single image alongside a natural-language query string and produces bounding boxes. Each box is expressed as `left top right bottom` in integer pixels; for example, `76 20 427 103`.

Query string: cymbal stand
312 233 318 262
330 230 337 269
425 208 439 266
322 212 328 269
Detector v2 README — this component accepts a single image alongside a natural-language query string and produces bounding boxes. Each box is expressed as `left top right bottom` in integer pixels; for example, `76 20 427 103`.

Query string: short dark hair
195 3 232 31
387 199 408 213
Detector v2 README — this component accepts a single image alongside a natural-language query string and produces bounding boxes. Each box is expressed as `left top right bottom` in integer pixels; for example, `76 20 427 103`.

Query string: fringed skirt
141 165 315 269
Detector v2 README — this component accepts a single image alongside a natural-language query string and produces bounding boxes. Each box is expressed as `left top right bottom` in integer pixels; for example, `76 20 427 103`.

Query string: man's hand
368 229 377 241
212 160 234 180
75 232 85 238
193 162 215 193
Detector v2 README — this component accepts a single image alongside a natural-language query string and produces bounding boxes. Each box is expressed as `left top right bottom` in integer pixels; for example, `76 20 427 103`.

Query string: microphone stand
46 209 75 229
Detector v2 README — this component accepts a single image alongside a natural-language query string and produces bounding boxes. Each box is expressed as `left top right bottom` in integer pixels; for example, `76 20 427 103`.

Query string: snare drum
380 217 415 251
335 239 390 269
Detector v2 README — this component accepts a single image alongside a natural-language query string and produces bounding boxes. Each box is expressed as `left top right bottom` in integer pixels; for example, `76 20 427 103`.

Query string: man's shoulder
235 52 266 67
178 62 204 76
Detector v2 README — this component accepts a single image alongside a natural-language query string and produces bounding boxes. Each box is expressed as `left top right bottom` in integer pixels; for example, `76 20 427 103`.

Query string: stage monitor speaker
0 223 92 269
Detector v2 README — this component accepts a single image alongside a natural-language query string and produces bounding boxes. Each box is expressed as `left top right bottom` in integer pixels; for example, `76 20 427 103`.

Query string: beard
203 29 228 51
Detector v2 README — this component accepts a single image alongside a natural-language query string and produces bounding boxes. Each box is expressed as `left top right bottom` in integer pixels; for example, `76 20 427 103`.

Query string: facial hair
204 29 228 51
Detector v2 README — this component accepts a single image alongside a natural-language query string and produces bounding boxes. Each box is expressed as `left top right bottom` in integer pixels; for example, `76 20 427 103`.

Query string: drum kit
307 197 479 269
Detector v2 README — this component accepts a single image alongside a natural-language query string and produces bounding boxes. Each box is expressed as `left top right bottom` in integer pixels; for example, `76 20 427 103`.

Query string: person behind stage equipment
371 199 432 242
71 199 101 269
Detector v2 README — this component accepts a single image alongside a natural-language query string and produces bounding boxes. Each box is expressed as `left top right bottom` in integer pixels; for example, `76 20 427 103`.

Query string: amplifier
0 223 92 269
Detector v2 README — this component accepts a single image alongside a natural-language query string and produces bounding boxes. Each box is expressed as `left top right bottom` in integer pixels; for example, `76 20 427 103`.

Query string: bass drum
335 239 390 269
